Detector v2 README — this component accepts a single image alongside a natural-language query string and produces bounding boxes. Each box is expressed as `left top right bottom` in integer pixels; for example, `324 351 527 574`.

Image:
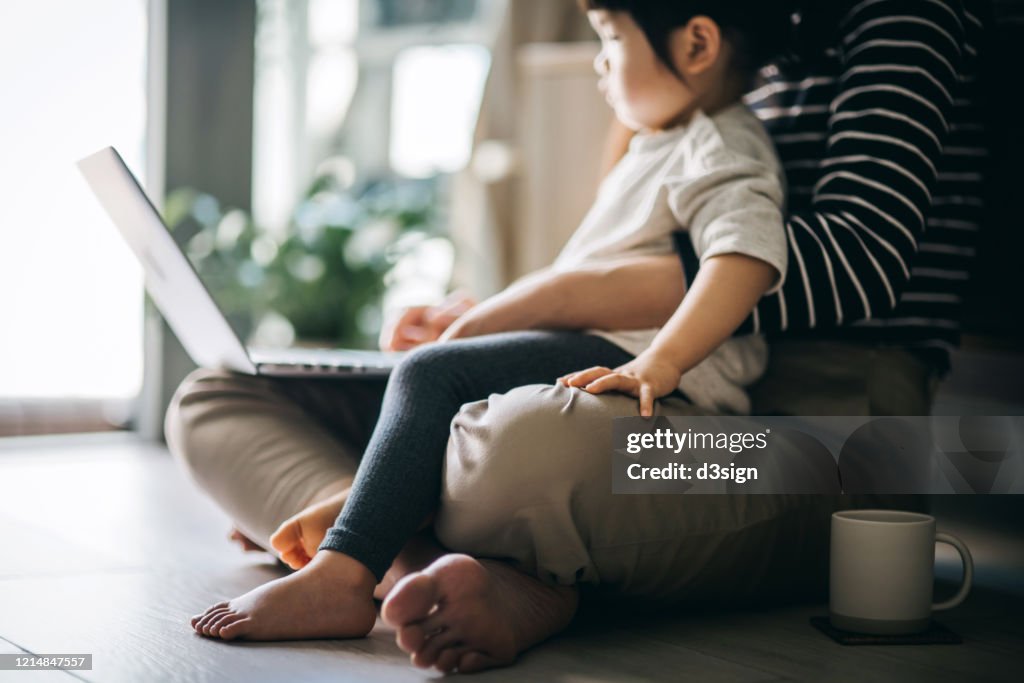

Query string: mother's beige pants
165 340 934 604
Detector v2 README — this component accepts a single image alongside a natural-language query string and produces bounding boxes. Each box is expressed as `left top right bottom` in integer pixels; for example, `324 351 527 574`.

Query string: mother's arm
441 256 685 340
724 0 967 334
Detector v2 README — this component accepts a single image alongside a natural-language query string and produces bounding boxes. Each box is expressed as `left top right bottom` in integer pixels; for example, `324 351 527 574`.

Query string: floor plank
0 436 779 682
0 571 417 683
0 435 254 574
0 434 1021 682
0 567 786 683
588 588 1024 683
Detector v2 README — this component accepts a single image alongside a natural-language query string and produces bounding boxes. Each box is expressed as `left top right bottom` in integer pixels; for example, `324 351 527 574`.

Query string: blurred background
0 0 1021 440
0 0 609 438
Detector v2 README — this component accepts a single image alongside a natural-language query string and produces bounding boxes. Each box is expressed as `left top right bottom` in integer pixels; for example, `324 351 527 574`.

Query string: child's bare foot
382 554 578 673
269 489 350 570
190 550 377 641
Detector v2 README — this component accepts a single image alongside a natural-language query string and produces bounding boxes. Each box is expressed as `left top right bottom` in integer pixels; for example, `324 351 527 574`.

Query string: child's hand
559 351 683 417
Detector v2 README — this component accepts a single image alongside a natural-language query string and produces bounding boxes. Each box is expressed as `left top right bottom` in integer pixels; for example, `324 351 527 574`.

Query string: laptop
77 146 401 377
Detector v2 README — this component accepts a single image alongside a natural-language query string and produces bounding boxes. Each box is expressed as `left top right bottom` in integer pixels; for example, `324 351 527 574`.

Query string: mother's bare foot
190 550 376 641
374 532 447 601
381 554 578 673
228 527 265 552
269 489 350 569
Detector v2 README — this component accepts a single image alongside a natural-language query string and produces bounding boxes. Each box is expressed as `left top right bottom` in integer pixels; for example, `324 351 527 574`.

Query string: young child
190 0 794 662
555 0 791 415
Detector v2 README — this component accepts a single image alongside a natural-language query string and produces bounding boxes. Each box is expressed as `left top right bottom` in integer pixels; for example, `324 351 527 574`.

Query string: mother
167 0 985 673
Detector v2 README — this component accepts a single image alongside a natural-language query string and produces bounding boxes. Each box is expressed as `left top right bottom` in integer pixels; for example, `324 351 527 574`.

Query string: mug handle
933 532 974 611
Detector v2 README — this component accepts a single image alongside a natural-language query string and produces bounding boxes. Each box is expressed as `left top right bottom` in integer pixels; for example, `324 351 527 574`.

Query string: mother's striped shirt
677 0 986 373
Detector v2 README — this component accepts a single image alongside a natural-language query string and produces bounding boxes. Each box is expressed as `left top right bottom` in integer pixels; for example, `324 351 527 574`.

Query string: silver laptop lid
77 146 257 374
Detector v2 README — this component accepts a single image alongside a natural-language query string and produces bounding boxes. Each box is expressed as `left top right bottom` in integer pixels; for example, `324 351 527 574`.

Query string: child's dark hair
580 0 797 80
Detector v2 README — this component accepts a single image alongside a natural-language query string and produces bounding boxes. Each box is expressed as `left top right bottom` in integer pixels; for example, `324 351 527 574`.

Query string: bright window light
307 49 359 138
0 0 147 398
308 0 359 47
390 44 490 178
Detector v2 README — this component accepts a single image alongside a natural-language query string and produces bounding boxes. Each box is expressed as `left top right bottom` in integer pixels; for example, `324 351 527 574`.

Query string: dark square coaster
810 616 962 645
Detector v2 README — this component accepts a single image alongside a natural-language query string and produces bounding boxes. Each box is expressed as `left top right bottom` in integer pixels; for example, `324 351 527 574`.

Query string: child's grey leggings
317 330 636 580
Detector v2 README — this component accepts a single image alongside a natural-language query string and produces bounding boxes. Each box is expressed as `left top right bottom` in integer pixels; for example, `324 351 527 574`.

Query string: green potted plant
163 173 449 349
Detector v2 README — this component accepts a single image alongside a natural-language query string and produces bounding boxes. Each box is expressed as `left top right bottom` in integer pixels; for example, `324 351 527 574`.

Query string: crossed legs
168 333 634 670
167 341 934 672
166 371 618 671
165 368 383 550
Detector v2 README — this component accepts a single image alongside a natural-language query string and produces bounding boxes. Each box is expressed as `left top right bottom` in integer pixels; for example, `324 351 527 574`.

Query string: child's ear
674 15 722 76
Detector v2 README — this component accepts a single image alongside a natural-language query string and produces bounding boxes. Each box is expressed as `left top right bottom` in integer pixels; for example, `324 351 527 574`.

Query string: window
197 0 502 346
0 0 147 432
390 44 490 178
253 0 499 229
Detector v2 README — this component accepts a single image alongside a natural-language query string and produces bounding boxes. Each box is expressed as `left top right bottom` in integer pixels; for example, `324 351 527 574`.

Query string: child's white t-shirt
553 102 788 414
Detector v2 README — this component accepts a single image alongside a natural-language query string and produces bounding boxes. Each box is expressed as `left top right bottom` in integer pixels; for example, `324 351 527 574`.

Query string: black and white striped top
677 0 987 373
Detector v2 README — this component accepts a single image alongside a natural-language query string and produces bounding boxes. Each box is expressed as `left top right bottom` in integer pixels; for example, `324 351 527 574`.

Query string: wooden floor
0 434 1021 682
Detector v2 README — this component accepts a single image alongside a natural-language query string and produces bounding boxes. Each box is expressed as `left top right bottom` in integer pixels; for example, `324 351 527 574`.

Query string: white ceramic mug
830 510 973 634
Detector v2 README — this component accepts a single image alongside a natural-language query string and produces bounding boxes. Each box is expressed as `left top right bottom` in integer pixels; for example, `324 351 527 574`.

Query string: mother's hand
379 292 476 351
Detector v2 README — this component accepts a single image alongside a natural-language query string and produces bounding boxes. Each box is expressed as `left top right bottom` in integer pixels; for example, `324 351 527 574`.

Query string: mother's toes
381 572 439 627
412 628 462 668
396 609 448 652
434 646 470 673
395 623 427 653
458 651 508 674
